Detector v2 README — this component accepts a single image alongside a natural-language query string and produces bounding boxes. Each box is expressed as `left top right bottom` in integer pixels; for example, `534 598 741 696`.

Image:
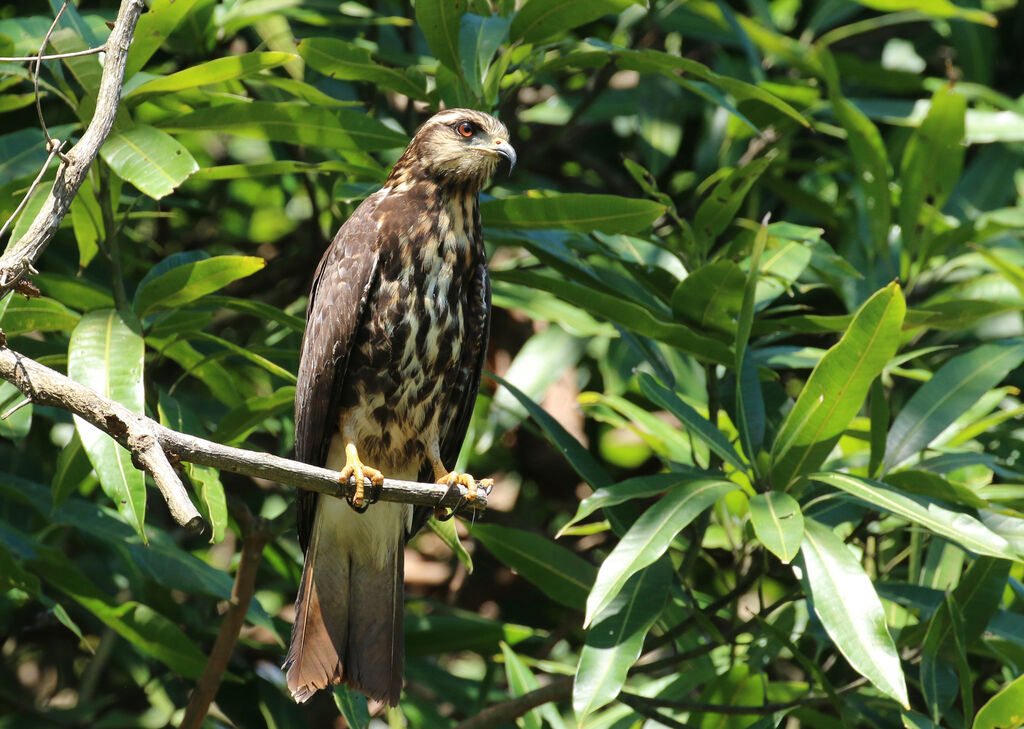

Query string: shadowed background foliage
2 0 1024 727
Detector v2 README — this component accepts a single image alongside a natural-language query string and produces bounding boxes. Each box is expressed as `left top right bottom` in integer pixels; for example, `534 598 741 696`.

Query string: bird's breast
339 213 480 470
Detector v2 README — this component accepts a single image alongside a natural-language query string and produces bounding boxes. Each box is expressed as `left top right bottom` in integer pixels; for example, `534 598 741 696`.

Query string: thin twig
451 676 572 729
33 0 72 155
0 46 106 62
0 0 146 296
179 508 273 729
1 396 31 420
618 693 695 729
621 691 830 715
0 344 488 517
0 143 61 244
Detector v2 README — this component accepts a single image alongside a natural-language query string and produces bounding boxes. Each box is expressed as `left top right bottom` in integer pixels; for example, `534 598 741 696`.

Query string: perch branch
451 676 572 729
0 0 145 298
0 344 488 521
180 505 272 729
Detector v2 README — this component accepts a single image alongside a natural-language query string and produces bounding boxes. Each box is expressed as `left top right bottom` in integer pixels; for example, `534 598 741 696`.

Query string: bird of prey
285 109 516 705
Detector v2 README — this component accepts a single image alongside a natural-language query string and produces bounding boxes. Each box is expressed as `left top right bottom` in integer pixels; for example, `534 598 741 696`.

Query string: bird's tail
284 496 405 705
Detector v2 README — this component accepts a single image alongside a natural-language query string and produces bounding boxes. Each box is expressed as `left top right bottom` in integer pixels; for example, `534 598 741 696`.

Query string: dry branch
0 0 145 297
0 343 487 524
179 507 272 729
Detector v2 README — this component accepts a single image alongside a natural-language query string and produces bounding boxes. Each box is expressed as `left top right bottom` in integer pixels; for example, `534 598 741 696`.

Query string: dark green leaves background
2 0 1024 727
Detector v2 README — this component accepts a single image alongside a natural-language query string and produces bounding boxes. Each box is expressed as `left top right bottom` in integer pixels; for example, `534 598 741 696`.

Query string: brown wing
294 190 388 552
410 261 491 537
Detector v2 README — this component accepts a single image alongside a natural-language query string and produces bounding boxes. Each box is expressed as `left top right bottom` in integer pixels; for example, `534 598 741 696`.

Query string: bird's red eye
457 121 475 137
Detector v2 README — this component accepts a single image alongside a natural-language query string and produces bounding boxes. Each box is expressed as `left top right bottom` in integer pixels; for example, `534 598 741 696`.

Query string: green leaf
560 473 722 536
884 340 1024 471
585 479 737 626
694 157 773 249
459 14 510 96
70 178 102 268
472 522 595 609
35 547 207 677
638 373 747 472
0 380 32 441
135 255 266 317
810 472 1019 561
828 85 892 258
736 221 768 463
770 283 905 489
496 270 732 366
190 159 379 181
574 558 670 724
126 52 295 99
51 430 93 509
799 517 909 707
415 0 465 74
973 673 1024 729
749 492 803 564
189 332 296 384
482 193 666 234
510 0 636 43
35 273 114 312
333 685 371 729
0 296 80 336
489 372 613 489
427 516 473 573
610 46 809 129
162 102 409 151
100 125 199 200
68 310 147 537
500 642 543 729
297 38 428 101
157 392 228 543
124 0 203 79
850 0 995 25
670 260 746 336
898 86 967 258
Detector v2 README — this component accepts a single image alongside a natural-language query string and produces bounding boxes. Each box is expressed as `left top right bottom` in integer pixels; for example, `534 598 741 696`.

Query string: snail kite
285 109 516 705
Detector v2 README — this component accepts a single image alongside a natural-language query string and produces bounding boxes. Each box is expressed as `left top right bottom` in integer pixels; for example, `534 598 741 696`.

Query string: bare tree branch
451 677 572 729
180 504 273 729
0 0 145 297
0 342 488 524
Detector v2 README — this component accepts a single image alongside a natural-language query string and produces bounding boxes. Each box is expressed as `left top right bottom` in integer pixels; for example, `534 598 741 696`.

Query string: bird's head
389 108 516 190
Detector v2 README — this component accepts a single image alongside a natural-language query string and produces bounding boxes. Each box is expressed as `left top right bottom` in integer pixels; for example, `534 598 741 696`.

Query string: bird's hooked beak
493 138 517 173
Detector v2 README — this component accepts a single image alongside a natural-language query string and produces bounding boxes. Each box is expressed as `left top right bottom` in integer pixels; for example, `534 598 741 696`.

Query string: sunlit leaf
68 310 147 538
749 491 803 564
771 283 905 489
585 479 737 625
810 472 1020 561
800 518 909 707
574 558 670 724
884 340 1024 471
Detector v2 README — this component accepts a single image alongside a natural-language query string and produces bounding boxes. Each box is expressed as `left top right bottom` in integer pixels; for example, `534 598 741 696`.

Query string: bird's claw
339 443 384 512
432 472 492 521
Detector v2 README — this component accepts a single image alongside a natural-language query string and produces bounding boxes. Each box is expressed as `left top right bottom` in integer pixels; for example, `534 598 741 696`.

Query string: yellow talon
436 471 492 502
339 442 384 510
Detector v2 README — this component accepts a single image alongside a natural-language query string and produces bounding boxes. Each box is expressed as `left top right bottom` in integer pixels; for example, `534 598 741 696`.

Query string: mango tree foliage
1 1 1023 728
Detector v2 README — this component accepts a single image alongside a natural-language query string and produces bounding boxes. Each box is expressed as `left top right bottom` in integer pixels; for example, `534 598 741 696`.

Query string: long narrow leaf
68 310 147 538
771 283 905 488
884 339 1024 471
800 518 909 707
585 480 736 626
810 472 1019 561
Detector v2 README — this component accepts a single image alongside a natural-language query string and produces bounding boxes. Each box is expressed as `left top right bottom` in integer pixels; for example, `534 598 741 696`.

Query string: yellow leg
339 442 384 510
428 447 492 520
